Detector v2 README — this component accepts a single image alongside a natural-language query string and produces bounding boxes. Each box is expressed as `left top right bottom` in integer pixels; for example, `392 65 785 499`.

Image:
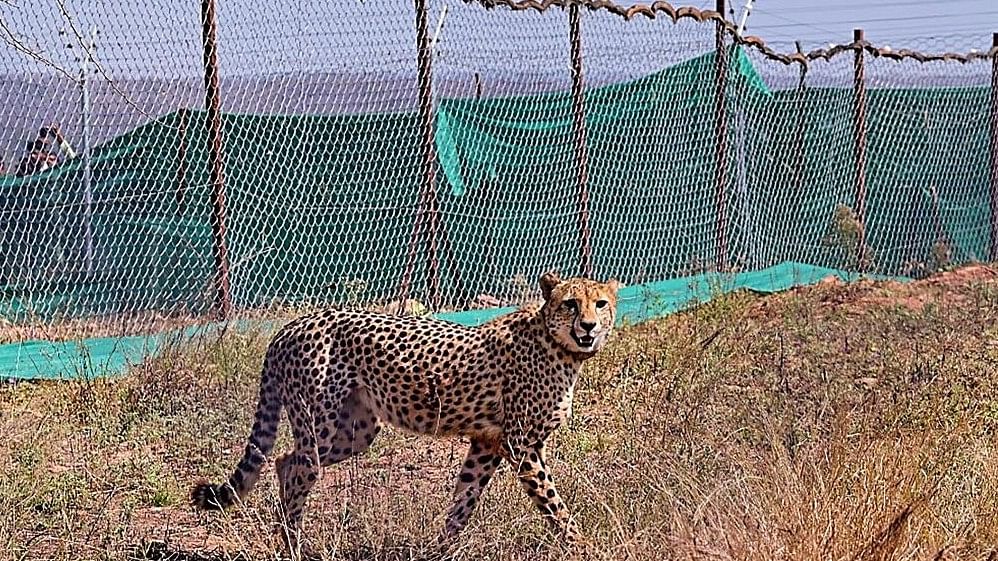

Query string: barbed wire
461 0 996 67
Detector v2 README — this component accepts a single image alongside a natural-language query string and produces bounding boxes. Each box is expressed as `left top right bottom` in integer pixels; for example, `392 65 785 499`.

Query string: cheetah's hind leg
275 386 382 559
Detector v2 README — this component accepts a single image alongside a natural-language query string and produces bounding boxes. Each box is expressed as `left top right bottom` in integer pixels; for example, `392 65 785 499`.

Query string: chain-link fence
0 0 995 335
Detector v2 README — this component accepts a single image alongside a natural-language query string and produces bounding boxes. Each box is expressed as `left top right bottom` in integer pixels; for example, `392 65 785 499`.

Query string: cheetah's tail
191 363 281 510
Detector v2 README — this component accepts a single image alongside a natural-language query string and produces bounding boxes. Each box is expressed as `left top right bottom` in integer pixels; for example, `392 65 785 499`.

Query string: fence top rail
462 0 997 67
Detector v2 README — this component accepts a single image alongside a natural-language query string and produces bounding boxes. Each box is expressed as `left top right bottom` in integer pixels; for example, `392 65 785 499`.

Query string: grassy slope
1 267 997 561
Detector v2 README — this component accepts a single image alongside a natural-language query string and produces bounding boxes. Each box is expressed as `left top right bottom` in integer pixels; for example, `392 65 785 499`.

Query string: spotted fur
191 271 620 555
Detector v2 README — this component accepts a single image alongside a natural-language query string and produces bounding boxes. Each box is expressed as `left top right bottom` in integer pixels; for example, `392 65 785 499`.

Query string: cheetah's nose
579 321 596 333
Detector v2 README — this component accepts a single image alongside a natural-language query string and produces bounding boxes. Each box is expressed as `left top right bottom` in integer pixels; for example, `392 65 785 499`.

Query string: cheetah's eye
595 300 609 309
562 299 578 312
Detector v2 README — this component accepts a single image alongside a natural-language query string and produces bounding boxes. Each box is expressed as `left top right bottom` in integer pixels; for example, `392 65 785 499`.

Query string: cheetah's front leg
440 438 503 542
509 440 581 543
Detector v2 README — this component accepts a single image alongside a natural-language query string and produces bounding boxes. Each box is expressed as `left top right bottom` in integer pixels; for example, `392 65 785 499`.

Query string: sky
1 0 995 78
0 0 994 161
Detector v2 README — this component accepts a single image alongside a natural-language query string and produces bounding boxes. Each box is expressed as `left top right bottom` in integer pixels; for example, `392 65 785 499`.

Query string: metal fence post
990 32 998 261
792 41 808 197
569 2 593 278
201 0 232 317
414 0 441 309
714 0 729 272
853 28 868 270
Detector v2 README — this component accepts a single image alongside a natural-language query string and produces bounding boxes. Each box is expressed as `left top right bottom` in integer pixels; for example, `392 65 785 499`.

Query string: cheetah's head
539 271 621 356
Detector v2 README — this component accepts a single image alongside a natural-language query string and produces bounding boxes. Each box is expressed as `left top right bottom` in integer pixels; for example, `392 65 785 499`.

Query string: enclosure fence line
404 0 998 313
0 0 995 332
457 0 998 274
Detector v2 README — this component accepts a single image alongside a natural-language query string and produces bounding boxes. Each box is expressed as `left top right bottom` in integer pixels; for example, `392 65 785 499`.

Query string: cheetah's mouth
571 332 596 348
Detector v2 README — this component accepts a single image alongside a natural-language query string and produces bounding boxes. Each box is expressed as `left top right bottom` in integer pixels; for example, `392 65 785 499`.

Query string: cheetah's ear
539 271 561 301
606 279 622 295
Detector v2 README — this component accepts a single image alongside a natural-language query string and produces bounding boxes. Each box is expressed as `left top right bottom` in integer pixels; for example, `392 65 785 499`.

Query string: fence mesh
0 0 995 338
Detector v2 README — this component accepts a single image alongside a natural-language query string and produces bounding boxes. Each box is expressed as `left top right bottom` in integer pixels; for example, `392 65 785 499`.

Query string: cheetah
192 271 620 556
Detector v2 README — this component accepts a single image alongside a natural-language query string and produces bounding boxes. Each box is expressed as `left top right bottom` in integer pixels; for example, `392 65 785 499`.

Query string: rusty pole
414 0 441 309
852 28 868 270
570 2 592 278
990 32 998 261
792 41 808 197
713 0 729 272
201 0 232 317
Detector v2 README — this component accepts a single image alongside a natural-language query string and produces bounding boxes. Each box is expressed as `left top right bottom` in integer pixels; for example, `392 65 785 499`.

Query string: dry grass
2 266 997 560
